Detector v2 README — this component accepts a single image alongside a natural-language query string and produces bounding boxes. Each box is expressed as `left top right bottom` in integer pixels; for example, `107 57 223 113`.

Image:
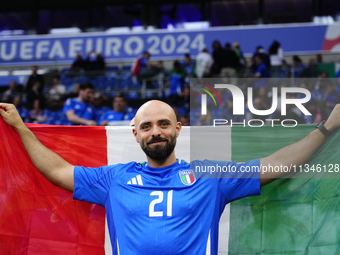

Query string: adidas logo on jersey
127 174 143 186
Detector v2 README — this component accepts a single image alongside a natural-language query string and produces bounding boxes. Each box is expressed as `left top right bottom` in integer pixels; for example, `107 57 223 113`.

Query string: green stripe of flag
229 124 340 254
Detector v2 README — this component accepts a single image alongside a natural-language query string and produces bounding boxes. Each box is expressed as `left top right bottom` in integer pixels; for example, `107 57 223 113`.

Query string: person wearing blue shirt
253 55 271 88
1 100 340 254
99 94 134 126
62 82 96 126
253 55 271 79
180 54 194 76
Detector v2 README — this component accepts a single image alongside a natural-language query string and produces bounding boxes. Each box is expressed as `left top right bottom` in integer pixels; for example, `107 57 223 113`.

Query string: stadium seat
106 72 118 89
92 76 108 90
106 66 119 72
61 67 71 74
76 76 91 84
122 65 132 71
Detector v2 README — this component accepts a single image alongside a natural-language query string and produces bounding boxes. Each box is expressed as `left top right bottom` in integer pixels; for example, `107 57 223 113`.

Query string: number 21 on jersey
149 190 173 217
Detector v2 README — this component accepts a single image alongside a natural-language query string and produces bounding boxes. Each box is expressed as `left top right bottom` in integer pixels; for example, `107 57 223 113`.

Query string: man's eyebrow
139 119 171 127
139 121 151 128
158 119 171 123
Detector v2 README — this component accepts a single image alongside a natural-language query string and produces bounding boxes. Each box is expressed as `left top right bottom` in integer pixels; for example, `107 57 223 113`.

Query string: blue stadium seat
76 76 91 84
122 65 132 71
107 66 119 72
92 76 108 90
119 71 133 89
61 67 71 74
106 72 118 89
126 91 140 100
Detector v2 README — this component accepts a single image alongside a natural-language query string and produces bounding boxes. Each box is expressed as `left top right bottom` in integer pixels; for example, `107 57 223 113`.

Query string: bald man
1 100 340 255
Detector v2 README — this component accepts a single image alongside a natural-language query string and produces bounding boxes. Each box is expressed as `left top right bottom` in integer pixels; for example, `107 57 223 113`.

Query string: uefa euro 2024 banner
0 23 340 65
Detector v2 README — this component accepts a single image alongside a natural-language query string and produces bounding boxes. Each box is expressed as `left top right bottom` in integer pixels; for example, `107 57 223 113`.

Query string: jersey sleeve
98 112 108 124
84 106 96 120
218 159 261 203
63 98 74 114
73 165 119 206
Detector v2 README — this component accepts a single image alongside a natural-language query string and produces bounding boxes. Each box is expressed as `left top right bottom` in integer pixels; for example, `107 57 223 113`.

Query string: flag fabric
228 125 340 254
1 117 340 254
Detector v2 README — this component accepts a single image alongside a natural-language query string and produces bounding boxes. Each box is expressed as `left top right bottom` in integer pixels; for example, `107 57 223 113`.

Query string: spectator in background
280 60 291 78
255 87 271 110
304 58 318 78
12 95 27 120
48 75 67 108
66 83 80 99
253 46 271 70
253 55 271 79
220 43 239 84
86 51 106 75
71 53 86 73
268 41 284 78
292 55 306 78
196 109 213 126
26 99 47 124
176 83 190 114
222 96 245 124
165 61 187 105
27 80 45 109
304 100 323 124
323 82 337 116
25 65 44 94
63 82 97 126
194 49 213 78
313 70 329 96
132 51 164 88
233 42 246 73
181 54 194 76
179 114 190 126
211 40 225 76
99 94 134 126
274 103 306 124
316 54 323 64
2 80 19 103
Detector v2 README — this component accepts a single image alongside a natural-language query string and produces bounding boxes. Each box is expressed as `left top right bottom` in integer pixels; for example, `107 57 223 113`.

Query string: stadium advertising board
0 23 339 65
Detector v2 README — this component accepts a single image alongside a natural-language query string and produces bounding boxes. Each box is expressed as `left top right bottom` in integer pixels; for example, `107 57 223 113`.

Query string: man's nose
151 125 161 136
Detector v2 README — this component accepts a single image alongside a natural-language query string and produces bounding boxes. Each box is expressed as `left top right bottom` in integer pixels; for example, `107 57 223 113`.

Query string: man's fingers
0 103 12 111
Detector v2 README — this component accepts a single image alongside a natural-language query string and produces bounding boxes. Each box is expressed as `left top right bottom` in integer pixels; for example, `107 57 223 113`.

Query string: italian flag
1 118 339 254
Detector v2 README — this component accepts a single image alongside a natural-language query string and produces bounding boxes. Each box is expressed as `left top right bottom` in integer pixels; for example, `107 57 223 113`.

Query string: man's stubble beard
140 133 177 161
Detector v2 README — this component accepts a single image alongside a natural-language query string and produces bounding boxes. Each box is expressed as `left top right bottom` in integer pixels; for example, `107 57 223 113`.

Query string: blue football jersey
63 98 95 125
98 110 134 124
73 159 260 255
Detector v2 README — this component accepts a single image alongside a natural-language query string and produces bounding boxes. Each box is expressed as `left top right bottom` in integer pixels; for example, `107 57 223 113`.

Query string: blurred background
0 0 340 126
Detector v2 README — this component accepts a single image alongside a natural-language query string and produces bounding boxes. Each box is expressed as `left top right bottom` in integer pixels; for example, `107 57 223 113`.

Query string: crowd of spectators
1 43 340 127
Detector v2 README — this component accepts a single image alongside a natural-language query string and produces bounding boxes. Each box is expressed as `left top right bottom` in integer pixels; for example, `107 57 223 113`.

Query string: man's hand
324 104 340 132
86 120 97 126
0 103 26 131
100 120 108 126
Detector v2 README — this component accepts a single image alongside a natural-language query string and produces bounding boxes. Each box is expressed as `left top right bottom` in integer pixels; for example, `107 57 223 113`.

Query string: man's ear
176 121 182 138
132 128 139 143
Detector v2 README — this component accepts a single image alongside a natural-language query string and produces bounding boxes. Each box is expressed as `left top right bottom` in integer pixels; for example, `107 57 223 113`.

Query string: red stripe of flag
0 119 107 255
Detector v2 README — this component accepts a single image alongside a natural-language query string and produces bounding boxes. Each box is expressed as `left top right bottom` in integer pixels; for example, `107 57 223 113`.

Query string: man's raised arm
260 104 340 187
0 103 75 192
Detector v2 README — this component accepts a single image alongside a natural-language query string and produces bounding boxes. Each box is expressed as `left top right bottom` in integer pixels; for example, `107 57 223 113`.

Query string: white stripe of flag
104 126 230 254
